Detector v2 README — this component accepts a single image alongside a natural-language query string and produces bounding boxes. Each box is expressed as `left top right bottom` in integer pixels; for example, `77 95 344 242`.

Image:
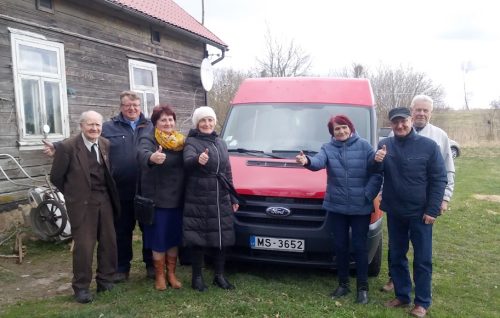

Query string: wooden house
0 0 227 211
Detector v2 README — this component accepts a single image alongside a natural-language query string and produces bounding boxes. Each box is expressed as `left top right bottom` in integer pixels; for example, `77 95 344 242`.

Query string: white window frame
10 28 69 148
128 59 159 118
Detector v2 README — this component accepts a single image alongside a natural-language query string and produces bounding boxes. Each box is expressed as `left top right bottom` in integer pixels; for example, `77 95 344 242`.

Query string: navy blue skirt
143 207 182 252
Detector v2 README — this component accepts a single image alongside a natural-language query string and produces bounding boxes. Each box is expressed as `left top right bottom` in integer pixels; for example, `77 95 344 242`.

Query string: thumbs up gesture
150 145 166 164
295 150 308 166
375 144 387 162
198 148 209 165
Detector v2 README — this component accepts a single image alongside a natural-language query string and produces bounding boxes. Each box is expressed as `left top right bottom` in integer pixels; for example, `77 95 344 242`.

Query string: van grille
246 160 303 168
235 195 326 228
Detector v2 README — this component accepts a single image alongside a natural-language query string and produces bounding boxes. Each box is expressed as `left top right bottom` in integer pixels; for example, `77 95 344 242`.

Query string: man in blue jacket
103 91 154 282
44 91 154 282
375 107 447 318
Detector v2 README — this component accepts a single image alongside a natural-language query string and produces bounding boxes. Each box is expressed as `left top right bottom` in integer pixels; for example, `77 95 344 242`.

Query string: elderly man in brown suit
50 110 120 303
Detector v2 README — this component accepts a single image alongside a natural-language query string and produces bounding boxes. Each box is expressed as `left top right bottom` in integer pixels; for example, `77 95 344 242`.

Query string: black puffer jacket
183 129 236 248
137 131 185 209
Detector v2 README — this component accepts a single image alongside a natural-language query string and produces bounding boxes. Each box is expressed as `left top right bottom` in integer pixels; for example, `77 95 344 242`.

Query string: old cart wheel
31 199 68 238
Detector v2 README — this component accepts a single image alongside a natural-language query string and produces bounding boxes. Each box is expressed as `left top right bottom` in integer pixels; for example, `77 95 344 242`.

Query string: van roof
231 77 375 106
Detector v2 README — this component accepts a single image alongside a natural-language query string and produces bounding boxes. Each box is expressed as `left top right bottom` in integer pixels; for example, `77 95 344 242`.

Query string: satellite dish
200 58 214 92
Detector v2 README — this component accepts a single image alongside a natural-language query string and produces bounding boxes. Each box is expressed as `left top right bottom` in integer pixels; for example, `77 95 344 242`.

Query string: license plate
250 236 304 252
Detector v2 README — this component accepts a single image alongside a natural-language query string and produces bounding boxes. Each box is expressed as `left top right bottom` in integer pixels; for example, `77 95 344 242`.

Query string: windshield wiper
272 149 318 156
228 148 283 159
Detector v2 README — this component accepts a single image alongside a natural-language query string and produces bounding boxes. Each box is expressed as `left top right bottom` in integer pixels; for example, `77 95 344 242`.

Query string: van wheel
368 239 382 277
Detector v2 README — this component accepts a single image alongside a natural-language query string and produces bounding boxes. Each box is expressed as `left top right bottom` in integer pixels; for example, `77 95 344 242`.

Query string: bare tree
331 63 445 126
371 64 444 108
331 63 369 78
208 68 251 130
461 61 472 110
490 97 500 109
485 98 499 140
256 27 312 77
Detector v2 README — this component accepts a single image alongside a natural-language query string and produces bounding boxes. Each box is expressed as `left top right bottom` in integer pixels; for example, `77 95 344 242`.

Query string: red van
221 77 383 275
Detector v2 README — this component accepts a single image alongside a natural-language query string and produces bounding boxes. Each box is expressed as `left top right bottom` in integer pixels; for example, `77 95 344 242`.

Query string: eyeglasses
121 104 140 109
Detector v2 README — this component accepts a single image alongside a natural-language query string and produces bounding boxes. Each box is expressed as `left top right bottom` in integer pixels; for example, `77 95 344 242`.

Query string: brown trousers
71 192 117 291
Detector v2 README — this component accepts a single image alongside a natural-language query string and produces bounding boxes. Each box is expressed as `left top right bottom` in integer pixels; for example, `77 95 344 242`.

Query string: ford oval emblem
265 207 291 217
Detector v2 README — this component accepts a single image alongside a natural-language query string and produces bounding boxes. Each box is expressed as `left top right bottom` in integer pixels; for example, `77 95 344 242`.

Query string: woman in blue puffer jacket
296 115 382 304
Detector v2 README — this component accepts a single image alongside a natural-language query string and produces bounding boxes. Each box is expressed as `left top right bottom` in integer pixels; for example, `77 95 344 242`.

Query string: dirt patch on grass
473 194 500 203
0 234 73 308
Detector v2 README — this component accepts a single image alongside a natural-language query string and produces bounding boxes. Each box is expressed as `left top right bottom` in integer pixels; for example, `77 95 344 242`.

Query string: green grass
1 146 499 317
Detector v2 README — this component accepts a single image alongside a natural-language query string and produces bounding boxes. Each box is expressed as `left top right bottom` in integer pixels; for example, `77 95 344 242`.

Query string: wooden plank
0 101 16 113
0 189 29 212
2 0 204 65
0 123 17 134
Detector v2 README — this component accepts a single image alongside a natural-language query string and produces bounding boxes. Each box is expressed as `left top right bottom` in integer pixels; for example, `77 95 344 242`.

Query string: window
36 0 54 13
10 29 69 147
151 29 160 44
128 59 159 117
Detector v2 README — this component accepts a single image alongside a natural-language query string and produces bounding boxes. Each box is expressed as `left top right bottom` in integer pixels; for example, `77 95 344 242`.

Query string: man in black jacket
44 91 154 282
375 107 447 318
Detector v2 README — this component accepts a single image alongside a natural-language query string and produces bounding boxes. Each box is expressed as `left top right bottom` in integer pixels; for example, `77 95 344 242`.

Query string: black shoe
213 274 235 290
330 285 351 298
112 272 129 283
191 275 208 292
356 290 369 304
74 289 93 304
146 266 155 279
96 282 114 293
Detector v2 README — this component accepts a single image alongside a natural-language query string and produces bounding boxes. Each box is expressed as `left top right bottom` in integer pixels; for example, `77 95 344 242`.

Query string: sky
174 0 500 109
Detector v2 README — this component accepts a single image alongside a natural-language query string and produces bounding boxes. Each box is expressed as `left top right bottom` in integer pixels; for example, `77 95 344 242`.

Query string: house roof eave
97 0 227 52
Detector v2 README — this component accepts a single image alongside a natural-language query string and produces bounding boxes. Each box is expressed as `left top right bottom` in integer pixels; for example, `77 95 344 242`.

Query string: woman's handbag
134 169 155 225
134 194 155 226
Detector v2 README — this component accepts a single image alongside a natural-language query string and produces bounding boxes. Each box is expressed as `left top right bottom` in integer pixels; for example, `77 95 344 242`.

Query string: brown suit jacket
50 134 120 228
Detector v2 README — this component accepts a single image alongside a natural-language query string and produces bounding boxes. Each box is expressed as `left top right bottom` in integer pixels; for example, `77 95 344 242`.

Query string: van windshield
222 104 373 158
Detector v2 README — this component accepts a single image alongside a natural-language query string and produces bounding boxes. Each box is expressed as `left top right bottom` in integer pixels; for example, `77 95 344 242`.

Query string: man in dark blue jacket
44 91 154 282
103 91 154 282
375 107 447 318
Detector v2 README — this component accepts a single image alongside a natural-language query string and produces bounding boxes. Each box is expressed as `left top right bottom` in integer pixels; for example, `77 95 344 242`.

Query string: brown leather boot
153 259 166 291
166 255 182 289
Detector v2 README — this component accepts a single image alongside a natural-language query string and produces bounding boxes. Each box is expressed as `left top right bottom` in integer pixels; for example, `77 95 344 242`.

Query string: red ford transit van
221 77 382 275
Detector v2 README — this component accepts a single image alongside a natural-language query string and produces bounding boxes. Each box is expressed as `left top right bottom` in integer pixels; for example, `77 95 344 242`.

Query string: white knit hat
192 106 217 127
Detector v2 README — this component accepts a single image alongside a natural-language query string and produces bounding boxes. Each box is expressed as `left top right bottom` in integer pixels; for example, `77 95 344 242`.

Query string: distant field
432 109 500 146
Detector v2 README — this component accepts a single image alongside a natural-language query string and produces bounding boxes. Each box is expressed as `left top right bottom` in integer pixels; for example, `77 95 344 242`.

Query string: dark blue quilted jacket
378 129 447 218
306 133 382 215
102 113 152 199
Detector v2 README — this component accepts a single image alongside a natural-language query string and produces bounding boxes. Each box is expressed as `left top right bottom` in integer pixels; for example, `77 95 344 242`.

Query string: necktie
91 143 100 164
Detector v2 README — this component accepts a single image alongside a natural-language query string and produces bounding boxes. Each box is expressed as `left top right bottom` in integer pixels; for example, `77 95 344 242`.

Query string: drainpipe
211 49 226 66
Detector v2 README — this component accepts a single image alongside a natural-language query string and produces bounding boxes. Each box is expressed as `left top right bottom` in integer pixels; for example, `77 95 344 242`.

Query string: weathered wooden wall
0 0 211 210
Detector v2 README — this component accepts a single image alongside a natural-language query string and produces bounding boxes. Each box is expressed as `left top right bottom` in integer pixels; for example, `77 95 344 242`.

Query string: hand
295 151 307 166
232 203 239 212
198 148 209 165
42 139 55 157
440 200 449 214
422 214 436 225
375 144 387 162
150 145 166 164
